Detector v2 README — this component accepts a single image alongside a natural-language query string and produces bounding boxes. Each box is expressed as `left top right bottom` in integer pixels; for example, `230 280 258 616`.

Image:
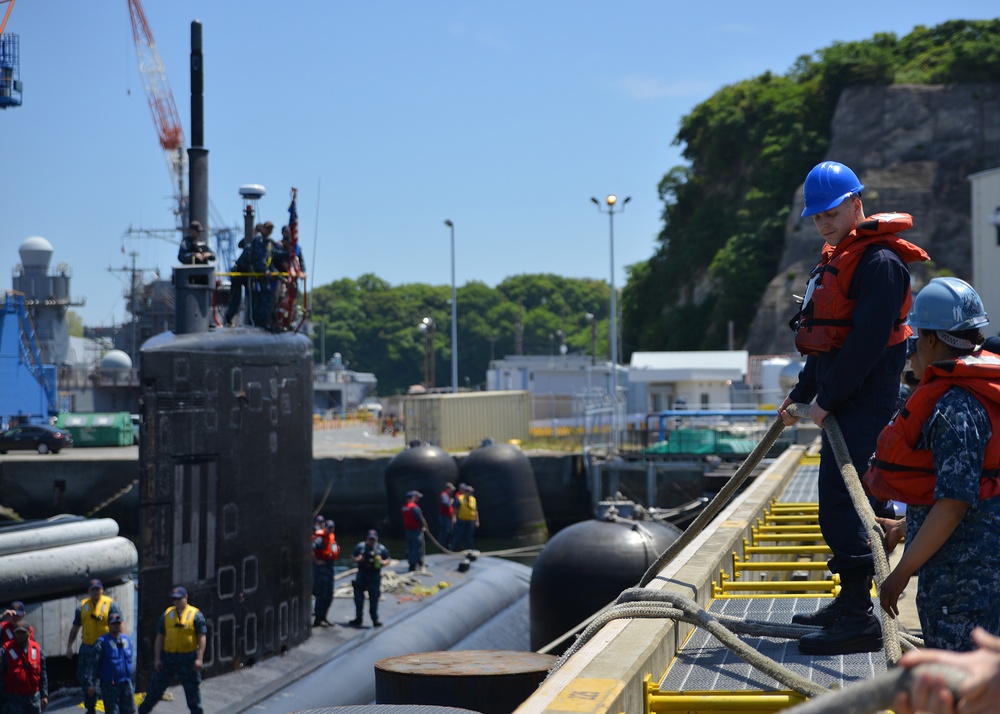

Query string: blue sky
2 1 997 328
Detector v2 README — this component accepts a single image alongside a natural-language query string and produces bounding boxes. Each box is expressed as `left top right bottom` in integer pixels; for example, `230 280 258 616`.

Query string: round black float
529 515 682 651
457 441 547 543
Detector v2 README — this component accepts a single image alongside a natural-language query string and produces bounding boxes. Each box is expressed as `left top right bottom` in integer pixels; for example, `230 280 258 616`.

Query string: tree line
310 273 612 395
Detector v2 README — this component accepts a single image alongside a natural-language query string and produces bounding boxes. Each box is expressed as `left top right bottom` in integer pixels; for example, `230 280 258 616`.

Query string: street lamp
590 194 631 371
419 317 436 388
591 194 631 451
444 219 458 394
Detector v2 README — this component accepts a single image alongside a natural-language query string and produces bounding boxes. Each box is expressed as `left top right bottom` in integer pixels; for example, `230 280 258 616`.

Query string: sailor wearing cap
67 579 122 714
401 490 429 572
91 612 134 714
453 484 480 551
312 518 341 628
1 601 32 644
177 220 215 265
350 530 391 628
0 619 48 713
138 586 208 714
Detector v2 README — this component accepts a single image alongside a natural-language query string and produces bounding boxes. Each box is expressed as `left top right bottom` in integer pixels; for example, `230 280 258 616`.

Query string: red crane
0 0 17 35
126 0 187 222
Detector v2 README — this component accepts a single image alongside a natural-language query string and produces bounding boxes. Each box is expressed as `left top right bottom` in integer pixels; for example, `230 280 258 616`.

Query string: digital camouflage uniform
907 386 1000 650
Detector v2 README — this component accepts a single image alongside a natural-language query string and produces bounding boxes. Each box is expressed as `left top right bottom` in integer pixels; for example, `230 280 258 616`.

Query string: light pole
590 194 631 371
444 219 458 394
419 317 436 388
591 194 631 451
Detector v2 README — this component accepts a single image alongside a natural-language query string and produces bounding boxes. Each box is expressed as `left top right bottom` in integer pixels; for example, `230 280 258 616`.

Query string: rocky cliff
746 83 1000 355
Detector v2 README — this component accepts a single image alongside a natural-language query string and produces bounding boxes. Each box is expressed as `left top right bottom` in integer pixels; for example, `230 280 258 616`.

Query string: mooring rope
546 403 918 705
86 479 139 518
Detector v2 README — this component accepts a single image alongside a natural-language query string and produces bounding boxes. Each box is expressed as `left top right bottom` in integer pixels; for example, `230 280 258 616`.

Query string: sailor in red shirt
311 518 340 627
402 490 429 572
438 483 456 548
0 620 48 713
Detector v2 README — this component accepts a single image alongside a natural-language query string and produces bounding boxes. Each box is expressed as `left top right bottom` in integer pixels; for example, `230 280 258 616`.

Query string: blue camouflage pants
438 515 454 548
313 560 334 622
137 651 202 714
353 571 381 621
101 679 136 714
0 692 42 714
918 559 1000 651
405 529 424 570
77 643 98 710
452 520 475 551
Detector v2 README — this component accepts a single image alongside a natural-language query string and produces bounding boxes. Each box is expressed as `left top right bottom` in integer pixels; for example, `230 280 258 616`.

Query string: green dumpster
645 428 757 456
55 412 133 447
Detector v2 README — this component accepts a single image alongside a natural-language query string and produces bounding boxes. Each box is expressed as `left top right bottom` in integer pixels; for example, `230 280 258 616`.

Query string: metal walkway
649 459 888 712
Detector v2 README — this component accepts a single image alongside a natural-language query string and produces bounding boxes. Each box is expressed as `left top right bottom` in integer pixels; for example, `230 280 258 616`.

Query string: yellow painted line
547 678 625 712
719 520 749 528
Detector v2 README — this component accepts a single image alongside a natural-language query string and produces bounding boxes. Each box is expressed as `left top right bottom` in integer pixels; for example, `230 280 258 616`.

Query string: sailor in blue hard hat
801 161 865 218
866 277 1000 652
780 159 929 657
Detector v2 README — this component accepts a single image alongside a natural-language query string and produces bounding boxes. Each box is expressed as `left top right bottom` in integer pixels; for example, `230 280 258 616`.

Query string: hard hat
801 161 865 217
909 277 989 332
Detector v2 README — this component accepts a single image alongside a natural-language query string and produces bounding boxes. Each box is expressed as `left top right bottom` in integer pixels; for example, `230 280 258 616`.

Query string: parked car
0 424 74 454
357 398 384 418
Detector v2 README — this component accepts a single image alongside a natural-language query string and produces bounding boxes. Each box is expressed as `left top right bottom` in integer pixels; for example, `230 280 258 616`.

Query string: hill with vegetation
622 19 1000 354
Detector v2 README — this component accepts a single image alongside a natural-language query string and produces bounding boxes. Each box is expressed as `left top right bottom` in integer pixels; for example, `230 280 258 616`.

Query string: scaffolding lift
0 0 23 108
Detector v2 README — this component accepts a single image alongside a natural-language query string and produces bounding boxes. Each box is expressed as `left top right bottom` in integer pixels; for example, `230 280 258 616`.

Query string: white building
487 354 617 420
969 167 1000 338
627 351 749 412
487 351 751 420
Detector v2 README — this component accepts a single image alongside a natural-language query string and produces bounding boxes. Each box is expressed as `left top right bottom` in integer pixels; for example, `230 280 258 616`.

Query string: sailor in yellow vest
452 483 480 551
137 586 207 714
66 579 122 714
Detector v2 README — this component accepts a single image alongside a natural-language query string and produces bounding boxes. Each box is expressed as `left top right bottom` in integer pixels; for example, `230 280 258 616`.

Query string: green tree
66 310 84 337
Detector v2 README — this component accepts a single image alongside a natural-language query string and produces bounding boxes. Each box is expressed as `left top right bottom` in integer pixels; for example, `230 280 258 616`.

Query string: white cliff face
746 83 1000 355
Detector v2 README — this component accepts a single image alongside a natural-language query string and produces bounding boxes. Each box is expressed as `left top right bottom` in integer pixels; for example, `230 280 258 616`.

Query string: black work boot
798 570 882 655
791 595 846 627
793 570 871 627
797 611 883 655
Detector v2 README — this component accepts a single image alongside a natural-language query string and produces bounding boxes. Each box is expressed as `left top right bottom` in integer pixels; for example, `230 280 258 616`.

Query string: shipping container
403 391 530 450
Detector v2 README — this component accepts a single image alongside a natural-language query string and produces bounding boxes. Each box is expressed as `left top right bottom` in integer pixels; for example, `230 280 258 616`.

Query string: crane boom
0 0 16 35
127 0 187 222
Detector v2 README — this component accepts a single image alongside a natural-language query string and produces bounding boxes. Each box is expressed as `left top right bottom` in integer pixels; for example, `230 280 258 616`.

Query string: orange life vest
314 531 339 561
863 351 1000 505
792 213 929 356
401 501 422 530
2 639 43 696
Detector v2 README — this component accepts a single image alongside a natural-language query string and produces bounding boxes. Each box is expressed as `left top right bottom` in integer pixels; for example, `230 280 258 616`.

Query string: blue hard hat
909 277 989 332
801 161 865 217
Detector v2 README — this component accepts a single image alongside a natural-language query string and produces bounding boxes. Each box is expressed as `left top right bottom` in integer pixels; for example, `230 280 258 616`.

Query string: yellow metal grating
648 495 841 712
